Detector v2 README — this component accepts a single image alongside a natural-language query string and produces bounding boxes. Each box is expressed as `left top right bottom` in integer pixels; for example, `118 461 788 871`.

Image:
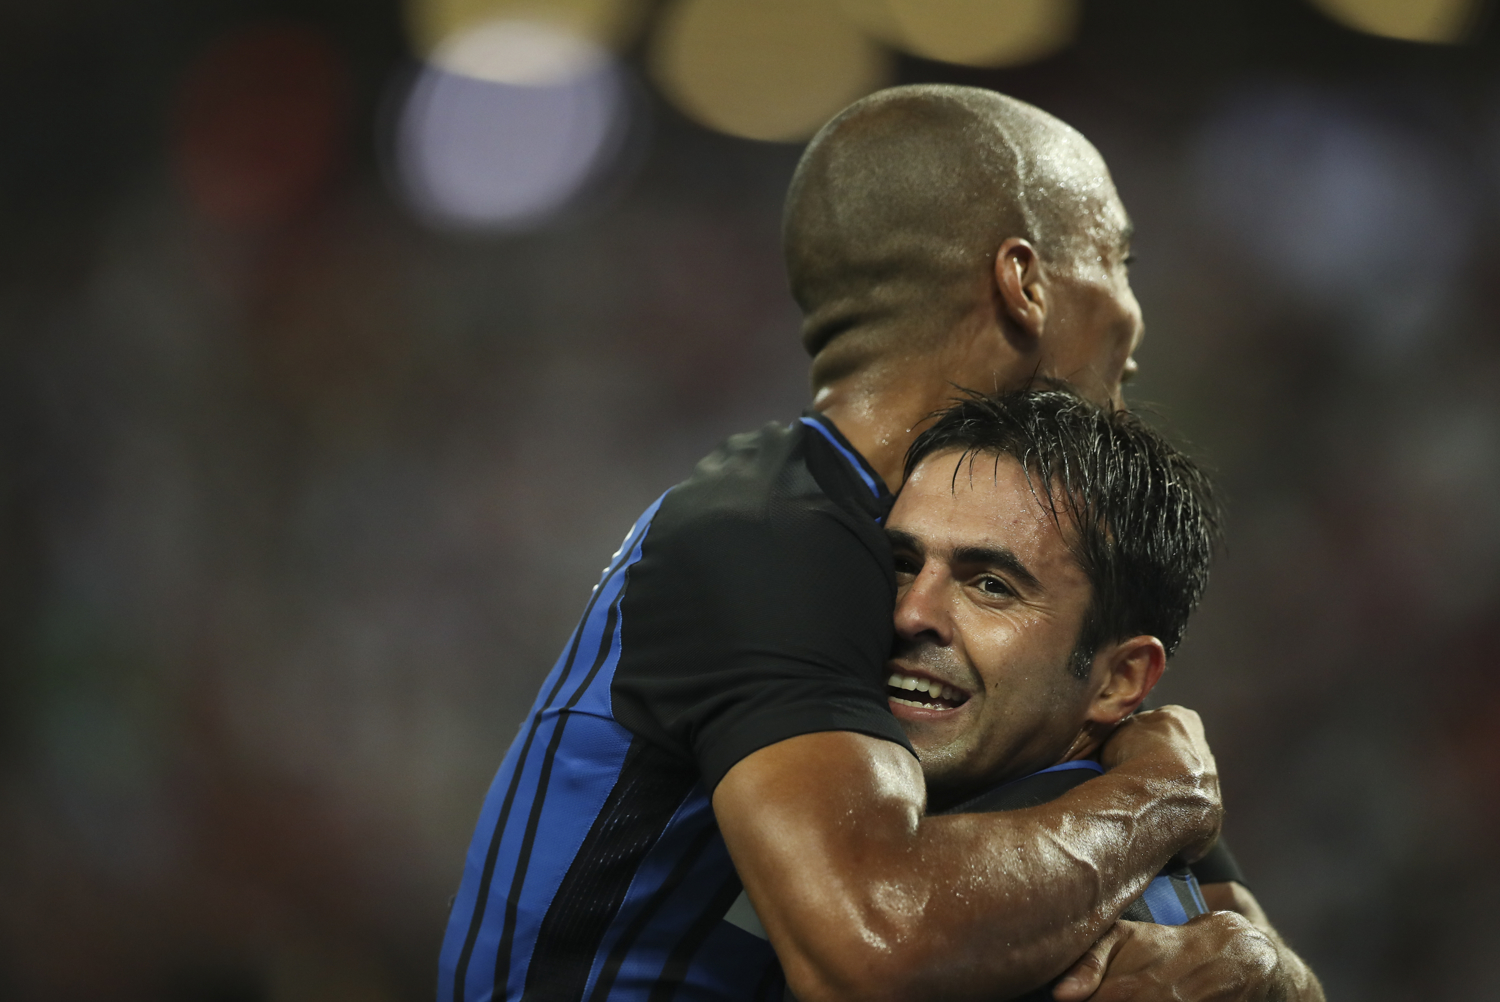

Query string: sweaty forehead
1035 139 1114 204
890 451 1076 562
1029 136 1129 258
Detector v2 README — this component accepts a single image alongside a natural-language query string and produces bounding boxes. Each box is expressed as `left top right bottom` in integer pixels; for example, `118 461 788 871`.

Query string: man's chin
888 694 967 724
889 696 972 755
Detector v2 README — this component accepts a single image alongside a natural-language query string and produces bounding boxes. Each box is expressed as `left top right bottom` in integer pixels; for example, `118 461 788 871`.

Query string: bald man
439 85 1319 1002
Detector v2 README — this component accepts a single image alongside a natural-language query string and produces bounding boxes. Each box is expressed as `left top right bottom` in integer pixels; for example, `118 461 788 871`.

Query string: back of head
784 85 1114 378
904 387 1222 666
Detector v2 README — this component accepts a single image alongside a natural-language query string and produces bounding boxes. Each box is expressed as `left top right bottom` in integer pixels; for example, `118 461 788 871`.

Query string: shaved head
785 85 1129 381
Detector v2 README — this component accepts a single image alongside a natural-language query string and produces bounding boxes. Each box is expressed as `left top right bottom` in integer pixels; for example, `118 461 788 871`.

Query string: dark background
3 0 1499 998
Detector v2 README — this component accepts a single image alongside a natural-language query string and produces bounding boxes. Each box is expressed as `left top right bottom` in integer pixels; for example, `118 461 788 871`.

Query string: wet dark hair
903 387 1223 676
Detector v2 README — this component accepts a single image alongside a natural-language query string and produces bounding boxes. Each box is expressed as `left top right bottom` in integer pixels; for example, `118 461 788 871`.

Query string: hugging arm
1051 866 1325 1002
713 708 1221 1002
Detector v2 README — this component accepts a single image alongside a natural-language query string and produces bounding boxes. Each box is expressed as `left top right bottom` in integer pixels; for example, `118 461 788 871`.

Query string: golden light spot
844 0 1080 68
405 0 645 57
650 0 892 142
1309 0 1480 43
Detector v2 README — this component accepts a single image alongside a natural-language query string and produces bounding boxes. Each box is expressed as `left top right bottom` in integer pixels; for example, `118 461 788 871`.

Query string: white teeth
887 672 964 706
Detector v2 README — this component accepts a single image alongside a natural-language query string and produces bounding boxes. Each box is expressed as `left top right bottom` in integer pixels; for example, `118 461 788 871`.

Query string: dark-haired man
440 85 1316 1002
886 389 1222 812
723 391 1323 1002
887 391 1319 1000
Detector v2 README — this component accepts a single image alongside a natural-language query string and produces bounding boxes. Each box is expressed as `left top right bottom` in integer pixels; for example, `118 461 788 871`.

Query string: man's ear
994 237 1048 341
1085 635 1166 726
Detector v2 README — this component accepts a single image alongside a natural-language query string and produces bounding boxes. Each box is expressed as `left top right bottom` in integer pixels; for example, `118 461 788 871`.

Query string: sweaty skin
1053 882 1326 1002
883 450 1164 807
714 712 1220 1002
881 449 1326 1002
716 85 1319 1002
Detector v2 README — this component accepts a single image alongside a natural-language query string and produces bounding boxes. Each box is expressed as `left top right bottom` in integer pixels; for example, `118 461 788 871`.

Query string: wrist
1111 752 1222 859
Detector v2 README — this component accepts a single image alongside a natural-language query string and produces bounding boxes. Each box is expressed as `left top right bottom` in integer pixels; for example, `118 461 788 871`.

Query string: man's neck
810 355 1011 490
811 379 946 492
808 315 1034 490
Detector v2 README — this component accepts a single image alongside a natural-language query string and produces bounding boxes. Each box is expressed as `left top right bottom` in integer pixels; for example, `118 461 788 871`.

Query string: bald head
785 85 1127 374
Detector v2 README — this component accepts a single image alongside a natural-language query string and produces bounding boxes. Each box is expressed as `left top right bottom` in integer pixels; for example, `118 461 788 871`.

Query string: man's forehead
892 451 1068 550
1093 192 1133 246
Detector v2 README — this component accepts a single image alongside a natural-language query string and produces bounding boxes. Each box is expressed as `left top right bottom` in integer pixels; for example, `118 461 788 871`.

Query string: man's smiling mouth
886 671 968 710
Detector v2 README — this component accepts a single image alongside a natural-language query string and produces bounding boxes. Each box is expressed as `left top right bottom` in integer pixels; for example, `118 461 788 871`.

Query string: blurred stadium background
2 0 1498 998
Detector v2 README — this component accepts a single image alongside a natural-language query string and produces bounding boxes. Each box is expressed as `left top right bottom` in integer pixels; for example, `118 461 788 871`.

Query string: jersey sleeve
611 486 912 791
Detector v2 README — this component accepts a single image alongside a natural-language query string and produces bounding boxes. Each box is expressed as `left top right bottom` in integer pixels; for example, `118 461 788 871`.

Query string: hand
1099 705 1221 862
1051 914 1282 1002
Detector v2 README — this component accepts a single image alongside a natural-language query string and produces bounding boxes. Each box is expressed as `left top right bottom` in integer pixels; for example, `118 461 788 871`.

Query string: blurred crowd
2 1 1499 1000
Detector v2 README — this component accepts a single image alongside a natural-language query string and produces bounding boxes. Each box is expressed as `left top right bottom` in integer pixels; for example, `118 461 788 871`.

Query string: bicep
713 731 924 997
615 507 906 787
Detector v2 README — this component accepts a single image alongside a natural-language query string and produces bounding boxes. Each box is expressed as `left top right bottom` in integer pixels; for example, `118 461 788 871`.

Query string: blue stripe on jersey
798 417 881 499
1185 872 1208 913
440 494 669 1002
590 816 747 1002
1141 874 1190 925
578 791 718 1002
1028 760 1104 779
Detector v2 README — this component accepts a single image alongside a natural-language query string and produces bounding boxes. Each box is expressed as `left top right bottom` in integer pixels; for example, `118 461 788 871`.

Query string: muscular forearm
717 729 1220 1002
893 755 1218 997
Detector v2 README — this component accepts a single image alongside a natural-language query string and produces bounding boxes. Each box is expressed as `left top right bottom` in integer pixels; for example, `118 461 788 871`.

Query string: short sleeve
611 465 912 790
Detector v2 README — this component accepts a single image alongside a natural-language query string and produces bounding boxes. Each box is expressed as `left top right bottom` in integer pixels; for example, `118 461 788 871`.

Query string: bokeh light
405 0 645 56
1308 0 1481 44
394 19 630 232
650 0 891 143
430 17 608 83
173 24 351 229
841 0 1080 68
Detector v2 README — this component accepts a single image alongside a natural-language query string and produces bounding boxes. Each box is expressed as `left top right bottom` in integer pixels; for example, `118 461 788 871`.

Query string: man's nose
893 565 953 645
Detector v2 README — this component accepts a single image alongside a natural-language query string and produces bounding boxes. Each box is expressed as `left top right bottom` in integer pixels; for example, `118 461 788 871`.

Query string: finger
1052 923 1128 1001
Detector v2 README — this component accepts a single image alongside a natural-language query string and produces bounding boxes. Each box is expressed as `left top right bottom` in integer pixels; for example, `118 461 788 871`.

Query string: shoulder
666 420 810 519
644 420 886 576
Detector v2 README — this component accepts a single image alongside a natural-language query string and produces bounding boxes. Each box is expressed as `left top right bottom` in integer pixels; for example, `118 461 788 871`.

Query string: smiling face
885 449 1100 805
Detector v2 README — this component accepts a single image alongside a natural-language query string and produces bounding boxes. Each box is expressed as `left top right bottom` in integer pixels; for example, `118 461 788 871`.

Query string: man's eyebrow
951 544 1042 592
885 528 923 553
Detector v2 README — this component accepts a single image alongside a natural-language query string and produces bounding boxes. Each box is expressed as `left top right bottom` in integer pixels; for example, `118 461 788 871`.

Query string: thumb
1052 923 1128 1001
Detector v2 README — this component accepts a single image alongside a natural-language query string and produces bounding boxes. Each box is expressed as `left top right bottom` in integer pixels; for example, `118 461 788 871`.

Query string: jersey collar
798 411 891 501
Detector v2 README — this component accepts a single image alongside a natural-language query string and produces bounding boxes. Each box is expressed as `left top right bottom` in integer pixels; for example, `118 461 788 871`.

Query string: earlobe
1085 636 1166 726
993 237 1046 340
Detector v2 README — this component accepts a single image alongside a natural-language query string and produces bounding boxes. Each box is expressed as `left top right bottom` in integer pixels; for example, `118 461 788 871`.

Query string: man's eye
975 576 1012 597
893 555 920 576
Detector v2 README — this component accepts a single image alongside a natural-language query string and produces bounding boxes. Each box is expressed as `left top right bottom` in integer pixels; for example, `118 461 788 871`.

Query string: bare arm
713 707 1221 1002
1050 882 1325 1002
1201 881 1325 1002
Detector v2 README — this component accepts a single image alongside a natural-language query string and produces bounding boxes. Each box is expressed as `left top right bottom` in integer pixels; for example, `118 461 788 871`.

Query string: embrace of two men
439 84 1326 1002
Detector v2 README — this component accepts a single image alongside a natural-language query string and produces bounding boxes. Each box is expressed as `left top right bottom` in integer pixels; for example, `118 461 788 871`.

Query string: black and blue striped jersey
438 413 914 1002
